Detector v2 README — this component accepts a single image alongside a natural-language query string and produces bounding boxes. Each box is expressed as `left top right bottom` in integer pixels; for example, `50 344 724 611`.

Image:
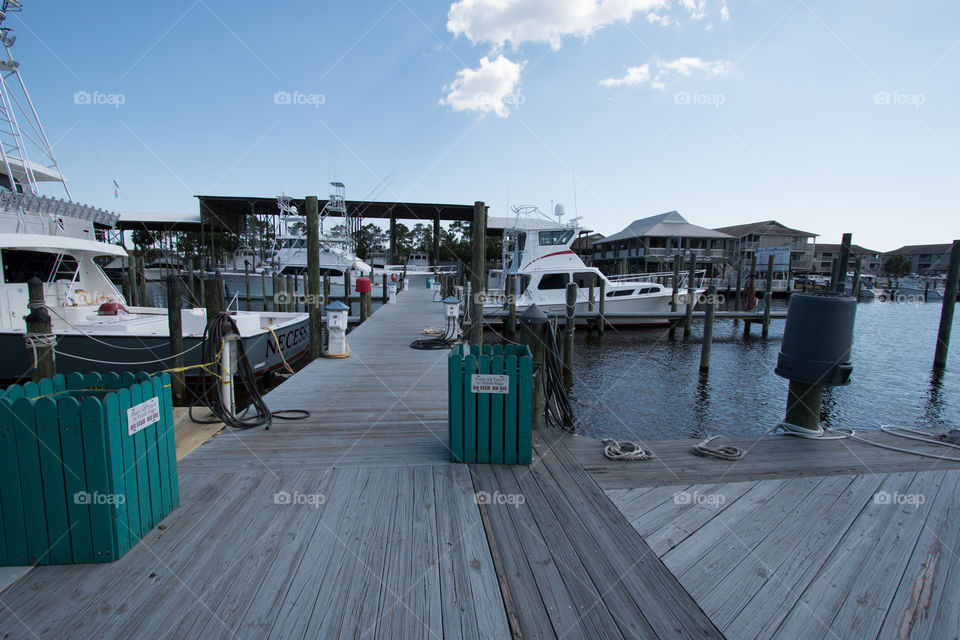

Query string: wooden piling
505 275 517 341
285 275 294 313
260 271 268 311
137 256 147 307
360 290 371 323
343 270 352 311
852 257 862 299
744 253 757 338
933 239 960 369
381 273 387 305
670 256 682 339
597 278 606 336
563 283 577 382
684 251 696 340
204 276 225 318
166 275 184 403
270 272 278 311
835 233 852 294
518 309 547 430
699 285 716 373
25 278 55 382
785 380 824 430
243 260 251 312
762 254 775 338
306 194 322 359
470 201 487 345
127 258 138 306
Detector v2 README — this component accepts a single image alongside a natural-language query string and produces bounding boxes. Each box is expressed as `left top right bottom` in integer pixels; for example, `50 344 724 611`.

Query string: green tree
883 254 912 277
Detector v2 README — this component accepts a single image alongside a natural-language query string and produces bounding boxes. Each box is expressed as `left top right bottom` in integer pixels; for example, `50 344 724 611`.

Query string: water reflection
922 367 946 427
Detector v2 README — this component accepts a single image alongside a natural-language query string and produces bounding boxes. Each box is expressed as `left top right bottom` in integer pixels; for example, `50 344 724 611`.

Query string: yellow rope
323 337 350 359
266 327 297 374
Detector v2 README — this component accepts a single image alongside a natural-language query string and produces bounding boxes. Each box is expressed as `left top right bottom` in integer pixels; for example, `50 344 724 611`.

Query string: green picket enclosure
448 345 533 464
0 372 178 566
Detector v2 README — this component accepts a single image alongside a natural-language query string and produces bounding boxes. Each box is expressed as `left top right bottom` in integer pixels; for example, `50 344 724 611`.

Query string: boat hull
0 315 310 385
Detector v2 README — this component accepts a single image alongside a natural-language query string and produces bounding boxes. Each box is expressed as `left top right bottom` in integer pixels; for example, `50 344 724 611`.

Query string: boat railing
0 191 117 227
608 269 709 289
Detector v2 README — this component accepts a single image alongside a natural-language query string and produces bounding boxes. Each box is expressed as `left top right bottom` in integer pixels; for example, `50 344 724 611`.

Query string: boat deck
1 285 958 638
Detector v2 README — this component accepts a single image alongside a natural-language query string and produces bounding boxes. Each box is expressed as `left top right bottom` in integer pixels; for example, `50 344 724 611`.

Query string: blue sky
10 0 960 251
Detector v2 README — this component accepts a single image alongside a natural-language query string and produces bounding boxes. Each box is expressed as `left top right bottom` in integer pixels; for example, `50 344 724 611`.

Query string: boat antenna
0 1 71 199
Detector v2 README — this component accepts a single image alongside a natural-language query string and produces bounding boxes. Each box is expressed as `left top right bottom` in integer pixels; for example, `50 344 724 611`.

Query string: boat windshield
538 230 574 246
281 238 307 249
2 249 78 283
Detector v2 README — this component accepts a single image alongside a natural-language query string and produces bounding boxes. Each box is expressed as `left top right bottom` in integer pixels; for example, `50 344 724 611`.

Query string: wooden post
360 290 371 323
518 305 547 430
852 256 862 300
285 275 294 313
389 214 397 265
699 285 716 373
785 381 824 430
188 258 198 306
166 275 185 403
433 216 441 267
121 271 131 305
597 278 606 336
137 256 147 307
470 201 486 345
270 272 278 311
305 195 321 360
260 270 268 311
505 275 517 341
380 273 387 305
734 255 743 314
835 233 852 294
343 270 352 308
204 276 225 319
744 253 757 338
24 278 55 382
243 260 251 312
126 258 138 306
762 253 774 338
684 251 696 340
563 283 577 383
933 239 960 369
670 256 682 339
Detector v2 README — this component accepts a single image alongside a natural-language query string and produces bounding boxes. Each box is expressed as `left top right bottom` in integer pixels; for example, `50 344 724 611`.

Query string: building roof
814 243 881 255
886 243 955 255
714 220 817 239
595 211 733 245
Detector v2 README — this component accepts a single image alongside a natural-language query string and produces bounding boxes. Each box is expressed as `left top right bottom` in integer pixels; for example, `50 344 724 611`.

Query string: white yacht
483 207 700 326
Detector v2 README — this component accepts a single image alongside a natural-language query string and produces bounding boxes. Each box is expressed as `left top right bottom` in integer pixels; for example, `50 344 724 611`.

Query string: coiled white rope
690 435 746 461
601 438 654 461
23 333 57 368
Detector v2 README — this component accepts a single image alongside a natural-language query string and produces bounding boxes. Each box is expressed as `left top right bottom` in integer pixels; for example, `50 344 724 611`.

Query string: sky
7 0 960 252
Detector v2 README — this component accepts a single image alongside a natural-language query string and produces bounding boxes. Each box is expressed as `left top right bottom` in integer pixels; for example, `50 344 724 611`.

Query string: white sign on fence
755 246 791 271
471 374 510 394
127 397 161 436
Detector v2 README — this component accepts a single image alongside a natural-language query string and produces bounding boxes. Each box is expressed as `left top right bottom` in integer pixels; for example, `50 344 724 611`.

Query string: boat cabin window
607 289 634 297
573 272 599 288
2 249 78 283
538 273 569 290
538 230 575 246
281 238 307 249
636 286 660 295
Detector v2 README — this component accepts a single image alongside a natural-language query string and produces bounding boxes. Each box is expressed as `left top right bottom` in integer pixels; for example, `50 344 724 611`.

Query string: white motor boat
482 207 701 326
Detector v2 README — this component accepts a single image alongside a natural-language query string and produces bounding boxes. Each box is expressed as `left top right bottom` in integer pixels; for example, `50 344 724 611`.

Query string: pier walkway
1 285 958 638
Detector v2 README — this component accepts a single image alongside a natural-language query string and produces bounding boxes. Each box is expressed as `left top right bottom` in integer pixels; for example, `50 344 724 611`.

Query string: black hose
410 316 459 350
541 321 576 431
190 312 309 429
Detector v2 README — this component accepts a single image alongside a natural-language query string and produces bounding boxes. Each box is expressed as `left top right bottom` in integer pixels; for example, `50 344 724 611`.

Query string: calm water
568 300 960 441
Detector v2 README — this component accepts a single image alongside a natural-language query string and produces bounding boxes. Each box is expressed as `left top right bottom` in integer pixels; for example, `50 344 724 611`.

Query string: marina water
569 300 960 441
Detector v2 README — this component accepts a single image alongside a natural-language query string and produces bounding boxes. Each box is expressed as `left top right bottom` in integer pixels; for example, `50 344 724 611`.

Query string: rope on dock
769 423 960 462
601 438 654 461
690 436 746 461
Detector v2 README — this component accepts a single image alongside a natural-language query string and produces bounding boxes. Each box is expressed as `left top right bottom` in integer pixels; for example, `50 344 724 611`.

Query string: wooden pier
1 285 958 639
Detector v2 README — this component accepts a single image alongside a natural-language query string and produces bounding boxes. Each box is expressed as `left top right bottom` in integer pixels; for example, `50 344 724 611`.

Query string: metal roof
595 211 733 245
714 220 817 238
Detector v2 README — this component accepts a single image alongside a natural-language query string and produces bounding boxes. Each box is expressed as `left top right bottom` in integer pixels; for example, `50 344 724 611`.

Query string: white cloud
600 56 731 90
446 0 729 49
440 55 524 117
447 0 667 49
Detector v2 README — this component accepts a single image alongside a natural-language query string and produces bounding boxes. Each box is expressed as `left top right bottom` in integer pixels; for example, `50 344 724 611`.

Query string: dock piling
505 275 517 342
670 256 681 339
470 201 486 345
933 239 960 369
852 257 862 299
137 256 147 307
699 285 716 373
684 251 696 340
563 283 577 383
834 233 852 294
762 254 774 338
518 304 547 430
598 278 606 336
166 275 185 403
306 195 321 360
744 253 757 338
127 258 138 306
260 271 268 311
24 277 55 382
204 276 225 318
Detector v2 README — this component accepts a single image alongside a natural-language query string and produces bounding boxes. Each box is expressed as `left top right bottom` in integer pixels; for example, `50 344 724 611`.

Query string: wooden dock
1 285 958 639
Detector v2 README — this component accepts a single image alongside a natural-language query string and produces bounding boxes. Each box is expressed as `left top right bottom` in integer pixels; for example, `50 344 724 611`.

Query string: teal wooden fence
448 344 532 464
0 371 178 566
